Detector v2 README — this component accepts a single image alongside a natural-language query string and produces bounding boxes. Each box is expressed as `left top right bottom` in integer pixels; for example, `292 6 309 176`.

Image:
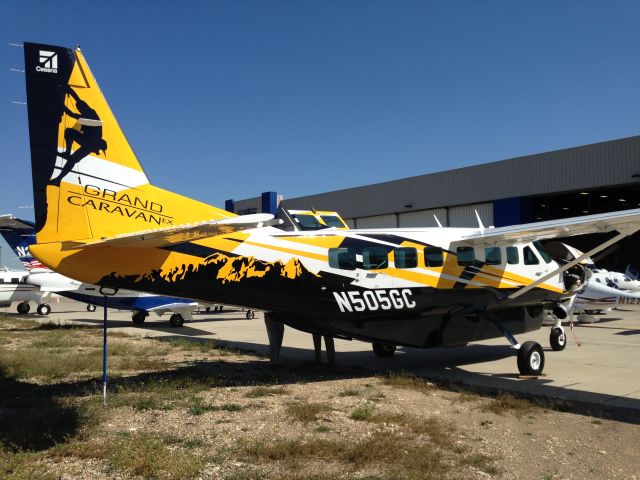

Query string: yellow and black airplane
22 42 640 375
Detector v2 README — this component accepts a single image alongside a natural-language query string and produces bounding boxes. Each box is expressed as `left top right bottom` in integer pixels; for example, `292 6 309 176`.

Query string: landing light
600 195 608 198
619 199 626 202
562 207 569 210
579 192 589 195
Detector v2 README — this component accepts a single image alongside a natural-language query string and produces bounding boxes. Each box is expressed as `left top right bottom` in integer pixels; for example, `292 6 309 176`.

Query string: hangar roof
280 135 640 219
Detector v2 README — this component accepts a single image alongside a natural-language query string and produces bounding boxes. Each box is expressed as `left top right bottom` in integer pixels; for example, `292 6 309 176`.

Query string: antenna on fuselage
433 215 443 228
475 210 485 230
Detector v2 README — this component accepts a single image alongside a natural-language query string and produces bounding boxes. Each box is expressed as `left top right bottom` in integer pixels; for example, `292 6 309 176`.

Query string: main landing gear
501 326 545 376
372 342 397 358
169 313 185 327
37 303 51 316
131 310 148 324
16 301 30 314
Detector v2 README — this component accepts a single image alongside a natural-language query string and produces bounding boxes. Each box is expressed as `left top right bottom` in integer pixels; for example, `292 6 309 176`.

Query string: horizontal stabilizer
64 213 280 249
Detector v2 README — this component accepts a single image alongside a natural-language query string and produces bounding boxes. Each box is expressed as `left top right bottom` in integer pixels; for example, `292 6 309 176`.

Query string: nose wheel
549 326 566 351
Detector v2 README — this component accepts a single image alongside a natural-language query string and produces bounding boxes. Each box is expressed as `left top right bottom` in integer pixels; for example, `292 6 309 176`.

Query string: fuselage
31 226 570 347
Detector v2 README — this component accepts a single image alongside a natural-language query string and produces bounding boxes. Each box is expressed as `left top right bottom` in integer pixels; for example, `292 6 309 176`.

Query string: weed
221 403 243 412
380 371 433 393
244 385 288 398
286 401 332 422
188 396 218 416
480 392 535 417
350 403 374 421
461 452 499 475
591 419 602 425
314 425 330 433
367 412 454 447
338 388 360 397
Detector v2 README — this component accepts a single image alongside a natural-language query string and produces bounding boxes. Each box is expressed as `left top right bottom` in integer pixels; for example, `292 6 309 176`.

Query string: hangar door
448 203 493 228
398 208 448 228
356 214 397 229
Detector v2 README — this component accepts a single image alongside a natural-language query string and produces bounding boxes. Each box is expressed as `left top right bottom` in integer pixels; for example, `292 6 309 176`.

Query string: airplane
19 41 640 376
0 215 198 326
0 267 46 314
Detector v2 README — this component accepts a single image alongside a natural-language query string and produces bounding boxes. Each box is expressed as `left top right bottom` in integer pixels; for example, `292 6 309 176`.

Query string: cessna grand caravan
20 42 640 375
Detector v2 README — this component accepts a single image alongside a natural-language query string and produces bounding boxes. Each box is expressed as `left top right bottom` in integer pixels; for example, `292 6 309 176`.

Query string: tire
517 341 545 376
37 303 51 315
170 313 185 327
372 342 396 357
16 302 30 314
246 310 255 319
549 327 566 351
132 311 147 324
87 304 97 312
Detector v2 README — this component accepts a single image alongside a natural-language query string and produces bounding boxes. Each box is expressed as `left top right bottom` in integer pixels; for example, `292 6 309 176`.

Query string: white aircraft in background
0 215 198 326
0 267 50 314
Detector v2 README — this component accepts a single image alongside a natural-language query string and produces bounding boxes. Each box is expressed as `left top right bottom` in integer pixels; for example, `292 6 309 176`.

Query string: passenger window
424 246 444 267
328 248 356 270
596 278 601 283
523 246 539 265
394 247 417 269
506 246 519 265
484 247 501 265
456 246 475 266
363 246 389 270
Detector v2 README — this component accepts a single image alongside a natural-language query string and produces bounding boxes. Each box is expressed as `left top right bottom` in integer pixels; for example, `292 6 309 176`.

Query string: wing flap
63 213 278 249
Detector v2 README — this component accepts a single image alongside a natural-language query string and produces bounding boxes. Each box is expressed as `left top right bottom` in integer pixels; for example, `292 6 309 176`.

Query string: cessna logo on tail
36 50 58 73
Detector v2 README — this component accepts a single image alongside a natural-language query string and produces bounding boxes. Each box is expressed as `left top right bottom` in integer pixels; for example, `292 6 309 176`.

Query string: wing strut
507 228 639 301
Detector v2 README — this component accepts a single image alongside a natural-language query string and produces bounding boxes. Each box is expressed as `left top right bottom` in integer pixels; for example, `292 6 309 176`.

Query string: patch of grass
244 385 288 398
367 412 454 447
338 388 360 397
350 403 375 421
286 401 332 422
243 430 448 478
591 419 602 425
221 402 243 412
480 392 536 417
314 425 331 433
461 452 499 475
0 446 55 480
188 396 218 416
165 337 219 353
380 371 433 393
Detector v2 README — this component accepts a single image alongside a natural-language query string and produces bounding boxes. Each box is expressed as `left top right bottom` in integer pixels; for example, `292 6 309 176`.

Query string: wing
63 213 280 250
459 208 640 245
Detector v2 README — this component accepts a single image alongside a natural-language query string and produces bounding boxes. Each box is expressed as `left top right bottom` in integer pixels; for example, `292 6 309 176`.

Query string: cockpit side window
506 246 519 264
533 241 552 264
320 215 346 228
294 214 324 230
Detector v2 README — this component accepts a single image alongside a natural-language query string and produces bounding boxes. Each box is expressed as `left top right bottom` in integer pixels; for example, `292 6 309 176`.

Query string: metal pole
102 294 108 406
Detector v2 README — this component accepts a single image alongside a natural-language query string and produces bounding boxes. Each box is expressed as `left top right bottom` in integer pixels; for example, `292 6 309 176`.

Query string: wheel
170 313 185 327
372 342 396 357
549 327 566 351
37 303 51 315
218 305 223 312
517 341 545 376
16 302 30 314
246 310 255 319
132 311 147 324
87 304 97 312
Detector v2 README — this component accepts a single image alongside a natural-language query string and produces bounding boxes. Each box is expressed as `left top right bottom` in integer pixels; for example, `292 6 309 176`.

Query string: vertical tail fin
23 42 233 245
0 215 45 271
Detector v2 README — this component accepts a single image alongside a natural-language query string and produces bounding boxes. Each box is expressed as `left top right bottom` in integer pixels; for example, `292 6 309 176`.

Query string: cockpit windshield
320 215 346 229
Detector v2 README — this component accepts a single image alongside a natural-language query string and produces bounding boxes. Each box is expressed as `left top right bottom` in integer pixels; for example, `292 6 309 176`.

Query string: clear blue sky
1 1 639 229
